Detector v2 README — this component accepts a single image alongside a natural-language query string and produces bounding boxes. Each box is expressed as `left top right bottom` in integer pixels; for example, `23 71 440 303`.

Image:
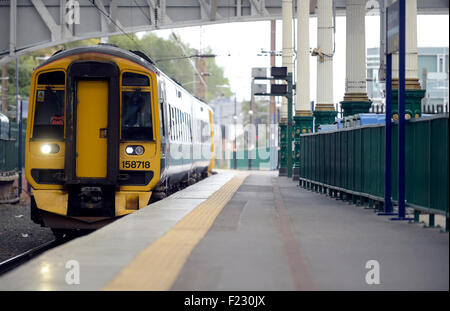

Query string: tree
203 47 232 101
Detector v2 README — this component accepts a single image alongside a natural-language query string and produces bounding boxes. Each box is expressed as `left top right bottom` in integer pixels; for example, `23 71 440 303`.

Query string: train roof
36 44 212 109
36 44 158 73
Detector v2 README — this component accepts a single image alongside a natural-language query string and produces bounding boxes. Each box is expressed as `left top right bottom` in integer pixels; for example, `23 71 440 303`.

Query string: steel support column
313 0 337 131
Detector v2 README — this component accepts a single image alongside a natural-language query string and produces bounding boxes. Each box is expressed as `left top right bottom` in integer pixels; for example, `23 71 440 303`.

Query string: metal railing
299 115 449 219
369 103 449 114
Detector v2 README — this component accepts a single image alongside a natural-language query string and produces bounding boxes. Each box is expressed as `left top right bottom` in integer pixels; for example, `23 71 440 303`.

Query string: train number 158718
121 160 150 169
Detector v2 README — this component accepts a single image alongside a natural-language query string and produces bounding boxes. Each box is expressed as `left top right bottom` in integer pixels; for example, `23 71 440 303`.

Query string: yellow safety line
103 172 248 291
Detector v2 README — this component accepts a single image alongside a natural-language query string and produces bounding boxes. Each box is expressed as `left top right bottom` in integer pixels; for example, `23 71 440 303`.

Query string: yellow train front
26 45 214 234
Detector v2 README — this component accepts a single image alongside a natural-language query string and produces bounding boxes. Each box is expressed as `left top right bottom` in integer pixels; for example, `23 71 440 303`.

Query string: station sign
251 67 267 78
252 83 267 94
270 84 287 95
387 1 399 54
270 66 287 79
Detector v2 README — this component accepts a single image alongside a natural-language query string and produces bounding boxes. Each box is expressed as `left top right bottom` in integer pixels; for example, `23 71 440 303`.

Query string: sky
139 14 449 103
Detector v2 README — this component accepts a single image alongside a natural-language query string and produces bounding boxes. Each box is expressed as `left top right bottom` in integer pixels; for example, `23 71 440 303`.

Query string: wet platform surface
0 171 448 290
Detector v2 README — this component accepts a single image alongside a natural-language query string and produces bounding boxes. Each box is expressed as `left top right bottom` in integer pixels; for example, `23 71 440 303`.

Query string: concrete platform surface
173 172 449 290
0 170 239 290
0 170 448 291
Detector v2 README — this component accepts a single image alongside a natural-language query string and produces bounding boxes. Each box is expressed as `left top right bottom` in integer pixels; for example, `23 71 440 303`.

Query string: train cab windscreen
33 71 65 139
121 72 153 141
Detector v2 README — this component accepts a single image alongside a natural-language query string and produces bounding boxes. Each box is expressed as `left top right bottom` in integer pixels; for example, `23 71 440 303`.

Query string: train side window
37 71 65 85
122 91 153 140
123 72 150 86
33 71 65 139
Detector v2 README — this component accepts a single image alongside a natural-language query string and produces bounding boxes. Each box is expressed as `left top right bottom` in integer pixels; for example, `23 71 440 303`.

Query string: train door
76 80 108 178
65 61 120 187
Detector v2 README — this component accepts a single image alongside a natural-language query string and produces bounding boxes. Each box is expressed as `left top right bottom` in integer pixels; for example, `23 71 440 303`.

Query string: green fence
0 123 19 173
299 115 449 216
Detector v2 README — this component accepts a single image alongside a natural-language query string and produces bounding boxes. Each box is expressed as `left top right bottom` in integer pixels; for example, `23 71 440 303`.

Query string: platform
0 170 448 290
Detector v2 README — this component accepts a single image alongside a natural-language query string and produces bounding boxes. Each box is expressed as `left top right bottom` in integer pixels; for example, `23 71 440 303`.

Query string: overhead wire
88 0 152 59
131 0 153 25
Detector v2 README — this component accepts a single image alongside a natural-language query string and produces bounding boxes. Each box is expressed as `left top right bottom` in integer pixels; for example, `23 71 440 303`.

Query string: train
25 44 215 237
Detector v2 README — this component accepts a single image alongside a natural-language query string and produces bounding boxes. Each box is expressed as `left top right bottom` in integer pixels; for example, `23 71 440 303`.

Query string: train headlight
125 145 145 156
41 144 60 154
134 146 145 155
125 146 134 155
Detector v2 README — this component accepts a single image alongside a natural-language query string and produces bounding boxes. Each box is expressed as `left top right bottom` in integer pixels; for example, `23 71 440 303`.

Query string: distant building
367 47 449 112
208 96 243 126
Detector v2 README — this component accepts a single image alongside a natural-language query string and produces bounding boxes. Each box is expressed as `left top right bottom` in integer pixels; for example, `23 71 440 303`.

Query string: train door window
182 113 186 142
185 113 188 142
187 114 190 142
182 112 185 142
188 115 192 142
201 121 204 143
33 71 65 139
171 106 175 140
188 114 191 142
121 72 153 141
177 109 181 142
198 120 201 143
180 112 183 142
179 111 182 142
158 81 166 138
159 101 165 138
174 108 178 141
186 113 189 142
194 119 198 143
180 112 184 142
198 120 202 143
173 108 177 141
185 114 188 142
171 106 175 141
175 108 180 141
168 105 171 140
